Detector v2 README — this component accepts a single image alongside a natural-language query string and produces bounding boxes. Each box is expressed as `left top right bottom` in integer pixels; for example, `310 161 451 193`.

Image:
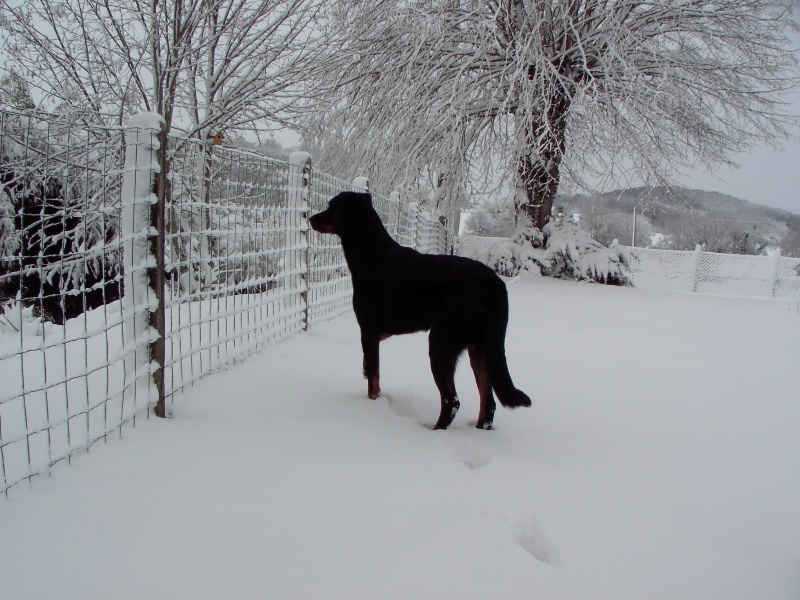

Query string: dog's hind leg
429 328 462 430
468 345 496 430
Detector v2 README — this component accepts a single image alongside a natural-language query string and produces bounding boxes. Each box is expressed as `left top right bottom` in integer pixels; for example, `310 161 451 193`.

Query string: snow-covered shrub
0 301 44 335
0 191 18 259
483 241 520 276
511 225 545 250
0 113 124 323
479 220 632 285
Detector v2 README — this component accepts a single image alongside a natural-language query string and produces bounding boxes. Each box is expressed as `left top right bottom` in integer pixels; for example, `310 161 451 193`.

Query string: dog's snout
309 210 335 234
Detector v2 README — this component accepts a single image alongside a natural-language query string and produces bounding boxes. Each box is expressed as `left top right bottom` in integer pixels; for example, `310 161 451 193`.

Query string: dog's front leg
361 332 381 399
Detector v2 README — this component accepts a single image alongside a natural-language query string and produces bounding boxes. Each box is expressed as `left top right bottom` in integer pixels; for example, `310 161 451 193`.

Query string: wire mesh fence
0 109 449 497
0 110 136 499
626 246 800 298
458 234 800 299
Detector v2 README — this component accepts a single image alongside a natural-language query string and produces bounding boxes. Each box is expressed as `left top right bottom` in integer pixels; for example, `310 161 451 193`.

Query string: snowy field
1 276 799 600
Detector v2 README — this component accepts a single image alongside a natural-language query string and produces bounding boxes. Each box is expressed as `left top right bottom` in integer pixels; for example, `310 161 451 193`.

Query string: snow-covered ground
1 276 799 600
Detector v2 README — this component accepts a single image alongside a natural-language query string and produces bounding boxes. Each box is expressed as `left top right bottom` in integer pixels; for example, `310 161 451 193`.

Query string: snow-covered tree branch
0 0 330 139
307 0 800 230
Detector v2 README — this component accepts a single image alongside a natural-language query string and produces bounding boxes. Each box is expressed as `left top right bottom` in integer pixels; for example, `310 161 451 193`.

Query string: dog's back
352 247 497 333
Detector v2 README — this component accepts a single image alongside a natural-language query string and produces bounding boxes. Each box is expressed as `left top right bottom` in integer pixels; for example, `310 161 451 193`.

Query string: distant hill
557 186 800 256
465 186 800 256
564 186 800 229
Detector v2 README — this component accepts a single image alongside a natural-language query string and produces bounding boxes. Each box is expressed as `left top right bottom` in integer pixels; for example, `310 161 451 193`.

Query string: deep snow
1 277 799 600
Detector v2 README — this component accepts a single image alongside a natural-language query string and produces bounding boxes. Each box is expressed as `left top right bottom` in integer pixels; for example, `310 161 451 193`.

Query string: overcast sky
651 27 800 216
678 104 800 215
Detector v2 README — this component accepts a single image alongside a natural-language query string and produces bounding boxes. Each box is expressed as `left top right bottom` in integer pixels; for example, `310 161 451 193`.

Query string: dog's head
309 192 374 237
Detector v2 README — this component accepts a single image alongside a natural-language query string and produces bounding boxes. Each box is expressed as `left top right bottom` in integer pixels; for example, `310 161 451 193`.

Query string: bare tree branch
306 0 800 229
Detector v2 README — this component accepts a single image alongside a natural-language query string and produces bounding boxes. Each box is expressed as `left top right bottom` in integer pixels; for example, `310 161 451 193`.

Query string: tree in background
661 215 782 254
579 210 654 249
0 0 328 140
1 0 335 297
465 200 516 237
308 0 799 232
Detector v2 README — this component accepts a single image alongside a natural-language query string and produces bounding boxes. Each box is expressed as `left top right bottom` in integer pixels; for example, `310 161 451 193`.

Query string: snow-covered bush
483 241 519 277
0 301 44 335
481 220 632 285
0 113 124 323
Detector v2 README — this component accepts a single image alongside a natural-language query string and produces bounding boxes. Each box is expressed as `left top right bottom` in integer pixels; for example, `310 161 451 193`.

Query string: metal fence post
121 112 166 418
288 152 311 330
151 121 168 418
408 202 419 250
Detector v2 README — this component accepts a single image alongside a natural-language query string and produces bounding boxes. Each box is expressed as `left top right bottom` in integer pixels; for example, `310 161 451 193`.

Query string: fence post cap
127 112 164 131
289 151 312 167
389 191 401 203
352 176 369 191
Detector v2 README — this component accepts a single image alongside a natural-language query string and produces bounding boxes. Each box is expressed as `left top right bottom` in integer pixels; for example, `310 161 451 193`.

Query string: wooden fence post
390 191 401 240
151 119 168 418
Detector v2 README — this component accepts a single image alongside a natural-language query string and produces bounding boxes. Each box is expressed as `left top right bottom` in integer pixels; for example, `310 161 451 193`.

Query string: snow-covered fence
457 235 507 262
625 246 800 298
458 234 800 299
0 109 448 497
1 110 133 498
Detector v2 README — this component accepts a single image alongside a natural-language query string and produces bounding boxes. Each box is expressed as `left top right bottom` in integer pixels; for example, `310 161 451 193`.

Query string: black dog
309 192 531 430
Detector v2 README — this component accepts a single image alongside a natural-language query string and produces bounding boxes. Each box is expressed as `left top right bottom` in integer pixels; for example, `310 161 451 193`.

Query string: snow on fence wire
0 109 449 497
0 110 135 498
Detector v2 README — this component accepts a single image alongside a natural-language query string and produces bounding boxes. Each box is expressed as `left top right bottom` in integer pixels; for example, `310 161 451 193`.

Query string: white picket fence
458 235 800 299
625 246 800 298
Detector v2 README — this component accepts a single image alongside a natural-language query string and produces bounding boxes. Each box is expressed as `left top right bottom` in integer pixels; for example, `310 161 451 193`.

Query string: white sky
678 28 800 215
678 97 800 214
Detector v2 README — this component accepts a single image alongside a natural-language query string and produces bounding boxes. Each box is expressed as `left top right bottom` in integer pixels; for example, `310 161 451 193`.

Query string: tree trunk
516 94 570 231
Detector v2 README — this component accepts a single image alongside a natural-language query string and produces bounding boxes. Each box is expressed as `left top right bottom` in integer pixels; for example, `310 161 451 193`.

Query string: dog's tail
482 281 532 408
